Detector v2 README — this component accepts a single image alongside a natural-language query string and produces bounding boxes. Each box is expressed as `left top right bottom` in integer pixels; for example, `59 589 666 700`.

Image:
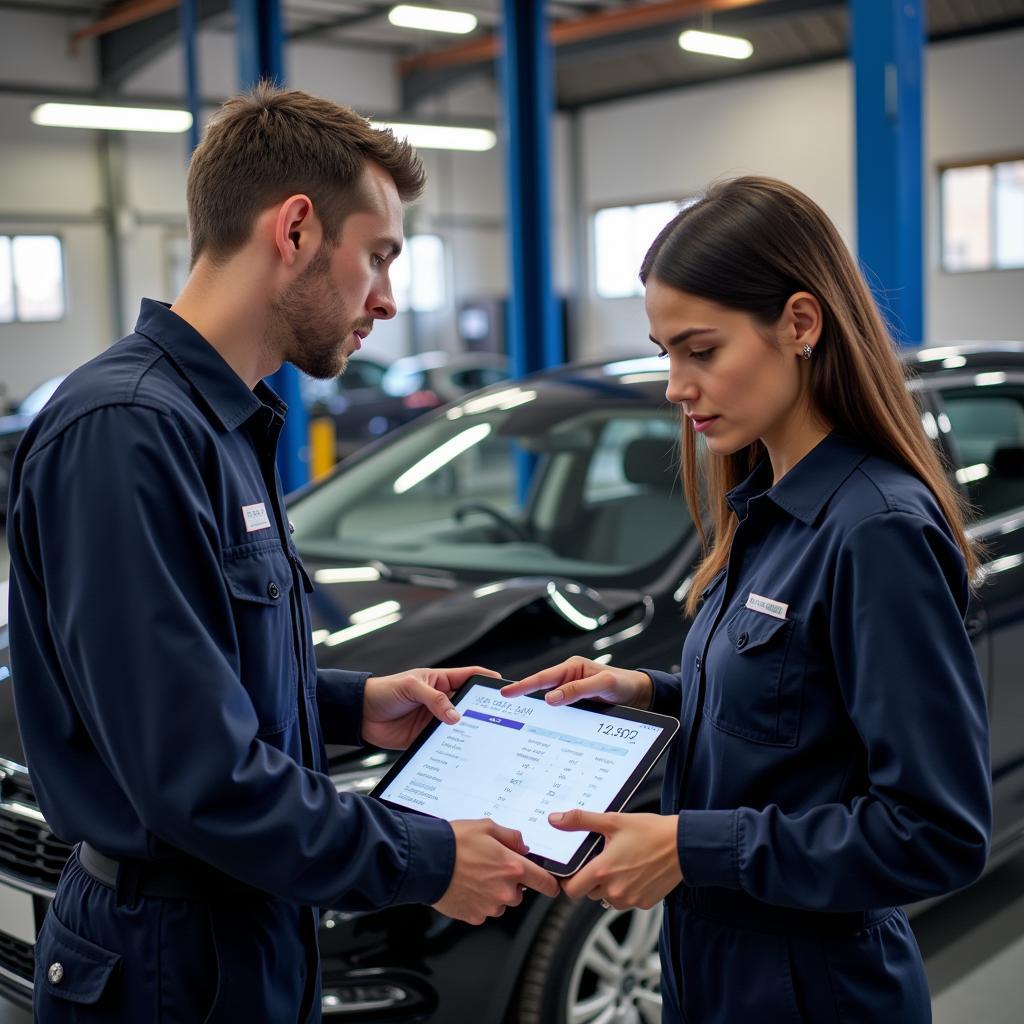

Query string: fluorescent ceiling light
31 102 193 133
679 29 753 60
372 120 496 152
389 4 477 34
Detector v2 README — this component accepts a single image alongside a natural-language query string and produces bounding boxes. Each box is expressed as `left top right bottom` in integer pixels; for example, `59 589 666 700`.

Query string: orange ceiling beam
71 0 180 46
398 0 768 75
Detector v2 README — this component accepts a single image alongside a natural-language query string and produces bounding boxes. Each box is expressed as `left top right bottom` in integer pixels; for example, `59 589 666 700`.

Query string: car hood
0 562 647 769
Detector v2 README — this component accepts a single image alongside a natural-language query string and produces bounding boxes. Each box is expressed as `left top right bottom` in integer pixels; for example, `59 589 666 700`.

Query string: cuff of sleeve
638 669 682 717
392 812 456 907
315 670 370 746
679 809 740 890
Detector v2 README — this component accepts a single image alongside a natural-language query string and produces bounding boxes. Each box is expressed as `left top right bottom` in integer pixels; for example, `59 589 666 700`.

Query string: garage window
940 158 1024 272
390 234 446 313
0 234 66 323
593 200 692 298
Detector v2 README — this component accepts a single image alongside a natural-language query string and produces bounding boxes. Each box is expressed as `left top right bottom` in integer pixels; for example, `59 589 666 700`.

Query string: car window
342 361 387 391
382 367 428 397
289 394 692 579
450 367 507 391
941 385 1024 520
583 417 679 502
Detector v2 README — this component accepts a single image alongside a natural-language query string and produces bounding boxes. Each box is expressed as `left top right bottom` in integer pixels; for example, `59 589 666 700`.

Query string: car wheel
515 896 663 1024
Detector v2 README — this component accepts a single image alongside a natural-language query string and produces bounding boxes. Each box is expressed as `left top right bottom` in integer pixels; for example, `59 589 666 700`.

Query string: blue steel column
851 0 925 346
499 0 562 379
180 0 200 154
234 0 308 492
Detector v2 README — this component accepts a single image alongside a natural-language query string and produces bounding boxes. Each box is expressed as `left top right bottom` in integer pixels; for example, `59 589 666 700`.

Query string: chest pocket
222 545 297 735
705 606 801 746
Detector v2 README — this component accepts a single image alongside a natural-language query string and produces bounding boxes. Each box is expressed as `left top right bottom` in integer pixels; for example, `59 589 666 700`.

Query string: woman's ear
782 291 822 356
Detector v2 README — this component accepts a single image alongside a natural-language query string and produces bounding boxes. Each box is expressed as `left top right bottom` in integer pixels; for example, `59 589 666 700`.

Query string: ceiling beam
397 0 768 76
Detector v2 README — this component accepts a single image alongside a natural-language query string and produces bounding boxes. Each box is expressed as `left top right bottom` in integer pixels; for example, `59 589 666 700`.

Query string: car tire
514 895 663 1024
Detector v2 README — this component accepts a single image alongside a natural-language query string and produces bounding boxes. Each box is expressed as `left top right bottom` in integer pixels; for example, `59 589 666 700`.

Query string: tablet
370 675 679 876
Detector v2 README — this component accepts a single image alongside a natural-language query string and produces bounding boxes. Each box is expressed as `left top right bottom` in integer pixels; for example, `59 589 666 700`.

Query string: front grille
0 931 34 981
0 766 72 890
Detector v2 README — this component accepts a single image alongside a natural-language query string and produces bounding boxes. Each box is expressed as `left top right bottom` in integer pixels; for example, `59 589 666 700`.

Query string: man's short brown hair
186 82 426 266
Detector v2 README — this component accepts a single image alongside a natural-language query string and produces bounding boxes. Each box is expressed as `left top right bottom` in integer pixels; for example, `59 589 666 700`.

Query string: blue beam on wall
851 0 925 346
499 0 562 379
233 0 308 493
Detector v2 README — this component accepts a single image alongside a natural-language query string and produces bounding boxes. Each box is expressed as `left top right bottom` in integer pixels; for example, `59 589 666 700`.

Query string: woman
502 176 991 1022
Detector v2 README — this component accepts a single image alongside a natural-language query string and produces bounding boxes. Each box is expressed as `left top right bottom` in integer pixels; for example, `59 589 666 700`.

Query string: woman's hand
500 656 653 709
362 666 499 749
551 810 683 911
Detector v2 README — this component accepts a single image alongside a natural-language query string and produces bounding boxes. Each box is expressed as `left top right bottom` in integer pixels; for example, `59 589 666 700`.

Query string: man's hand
551 810 683 911
362 666 499 749
432 819 560 925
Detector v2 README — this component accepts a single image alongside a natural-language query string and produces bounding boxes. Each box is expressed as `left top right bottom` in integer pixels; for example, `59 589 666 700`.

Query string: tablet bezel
369 674 679 877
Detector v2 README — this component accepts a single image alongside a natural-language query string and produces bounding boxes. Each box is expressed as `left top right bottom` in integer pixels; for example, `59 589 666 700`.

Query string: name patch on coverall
242 502 272 532
745 592 789 619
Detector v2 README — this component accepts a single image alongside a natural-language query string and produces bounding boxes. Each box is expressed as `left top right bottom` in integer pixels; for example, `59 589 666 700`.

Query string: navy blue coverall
7 300 455 1022
642 432 991 1023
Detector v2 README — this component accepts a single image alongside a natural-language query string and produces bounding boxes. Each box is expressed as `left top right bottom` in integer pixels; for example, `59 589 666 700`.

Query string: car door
932 376 1024 857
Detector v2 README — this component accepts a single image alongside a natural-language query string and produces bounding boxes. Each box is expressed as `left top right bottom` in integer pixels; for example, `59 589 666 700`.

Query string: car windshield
290 380 693 580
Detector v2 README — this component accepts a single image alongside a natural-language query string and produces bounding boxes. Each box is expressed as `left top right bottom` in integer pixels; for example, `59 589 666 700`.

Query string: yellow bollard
309 416 336 480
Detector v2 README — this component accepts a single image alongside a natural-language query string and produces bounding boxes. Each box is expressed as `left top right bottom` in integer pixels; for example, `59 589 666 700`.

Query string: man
7 84 557 1022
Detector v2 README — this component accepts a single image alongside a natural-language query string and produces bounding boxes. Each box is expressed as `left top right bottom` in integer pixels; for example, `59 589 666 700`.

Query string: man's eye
691 349 714 361
372 254 386 267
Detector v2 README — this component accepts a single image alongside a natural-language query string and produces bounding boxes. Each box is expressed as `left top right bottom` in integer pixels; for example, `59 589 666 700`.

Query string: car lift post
851 0 925 347
233 0 310 493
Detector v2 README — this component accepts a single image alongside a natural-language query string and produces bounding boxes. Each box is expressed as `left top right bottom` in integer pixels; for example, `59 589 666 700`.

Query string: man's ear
781 291 822 356
272 194 322 269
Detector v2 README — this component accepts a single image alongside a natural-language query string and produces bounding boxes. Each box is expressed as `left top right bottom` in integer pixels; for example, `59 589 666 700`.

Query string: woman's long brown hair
639 176 978 617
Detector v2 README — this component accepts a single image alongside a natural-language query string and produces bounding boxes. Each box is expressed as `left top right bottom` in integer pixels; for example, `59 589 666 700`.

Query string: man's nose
369 281 396 320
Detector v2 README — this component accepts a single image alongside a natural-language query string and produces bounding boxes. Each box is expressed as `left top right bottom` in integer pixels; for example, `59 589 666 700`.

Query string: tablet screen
374 679 676 873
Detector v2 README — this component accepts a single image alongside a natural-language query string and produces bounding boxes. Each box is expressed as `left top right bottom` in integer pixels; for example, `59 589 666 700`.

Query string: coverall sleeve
17 405 454 912
315 668 369 746
677 509 992 910
639 669 684 717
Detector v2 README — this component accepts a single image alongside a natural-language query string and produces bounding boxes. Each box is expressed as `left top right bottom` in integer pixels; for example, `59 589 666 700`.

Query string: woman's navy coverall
7 300 455 1022
642 432 991 1023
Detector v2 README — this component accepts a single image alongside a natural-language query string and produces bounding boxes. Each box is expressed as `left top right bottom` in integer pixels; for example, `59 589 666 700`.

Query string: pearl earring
802 344 813 360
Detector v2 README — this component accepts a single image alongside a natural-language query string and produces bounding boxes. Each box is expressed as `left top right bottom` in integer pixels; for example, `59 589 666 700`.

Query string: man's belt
77 841 262 905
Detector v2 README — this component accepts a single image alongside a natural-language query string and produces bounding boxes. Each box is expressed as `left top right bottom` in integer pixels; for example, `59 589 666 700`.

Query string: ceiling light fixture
388 4 477 34
31 102 193 133
372 120 496 152
679 29 754 61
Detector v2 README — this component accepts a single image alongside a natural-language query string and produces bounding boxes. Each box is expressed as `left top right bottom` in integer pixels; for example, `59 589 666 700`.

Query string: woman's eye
372 254 386 268
690 349 714 361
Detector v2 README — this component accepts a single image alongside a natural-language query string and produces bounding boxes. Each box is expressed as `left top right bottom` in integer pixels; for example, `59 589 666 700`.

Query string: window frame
591 197 694 299
0 232 68 325
938 154 1024 275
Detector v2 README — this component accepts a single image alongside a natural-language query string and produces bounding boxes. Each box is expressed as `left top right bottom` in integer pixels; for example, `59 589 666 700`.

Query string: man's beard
271 244 356 380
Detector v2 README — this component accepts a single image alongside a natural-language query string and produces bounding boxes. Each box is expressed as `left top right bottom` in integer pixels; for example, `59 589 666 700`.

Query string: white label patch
745 592 789 620
242 502 272 533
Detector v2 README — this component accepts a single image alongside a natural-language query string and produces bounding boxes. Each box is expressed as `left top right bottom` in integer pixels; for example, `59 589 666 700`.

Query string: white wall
926 30 1024 342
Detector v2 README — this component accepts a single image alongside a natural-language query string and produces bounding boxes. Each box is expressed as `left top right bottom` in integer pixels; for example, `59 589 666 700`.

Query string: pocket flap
222 547 293 605
726 607 790 652
37 912 120 1005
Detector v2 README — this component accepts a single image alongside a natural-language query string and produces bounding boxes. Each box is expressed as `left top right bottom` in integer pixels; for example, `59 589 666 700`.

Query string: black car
0 376 64 522
2 345 1023 1022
